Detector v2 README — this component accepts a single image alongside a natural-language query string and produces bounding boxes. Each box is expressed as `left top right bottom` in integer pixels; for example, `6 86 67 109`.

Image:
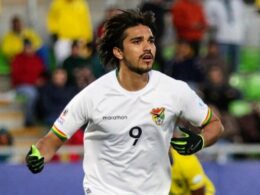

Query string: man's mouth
141 54 153 63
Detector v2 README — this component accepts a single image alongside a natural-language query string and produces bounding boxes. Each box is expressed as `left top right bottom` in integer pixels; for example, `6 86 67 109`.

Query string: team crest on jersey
150 107 165 126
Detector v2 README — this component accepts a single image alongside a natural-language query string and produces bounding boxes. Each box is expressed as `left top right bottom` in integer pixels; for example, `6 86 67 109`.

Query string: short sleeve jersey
53 70 211 195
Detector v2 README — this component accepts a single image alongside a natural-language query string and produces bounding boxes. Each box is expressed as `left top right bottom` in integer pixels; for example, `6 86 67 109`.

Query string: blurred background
0 0 260 194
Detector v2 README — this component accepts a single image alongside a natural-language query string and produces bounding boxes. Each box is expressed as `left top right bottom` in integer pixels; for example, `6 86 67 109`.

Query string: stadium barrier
1 143 260 163
1 144 260 195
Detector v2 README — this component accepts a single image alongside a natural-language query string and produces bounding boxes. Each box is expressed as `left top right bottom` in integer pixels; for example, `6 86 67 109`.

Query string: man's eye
149 39 155 44
133 40 141 44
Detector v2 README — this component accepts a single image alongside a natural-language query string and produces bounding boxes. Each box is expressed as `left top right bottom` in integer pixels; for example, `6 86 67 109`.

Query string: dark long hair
98 9 156 68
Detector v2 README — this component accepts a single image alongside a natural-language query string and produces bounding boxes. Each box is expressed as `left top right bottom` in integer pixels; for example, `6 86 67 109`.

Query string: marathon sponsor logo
103 115 128 120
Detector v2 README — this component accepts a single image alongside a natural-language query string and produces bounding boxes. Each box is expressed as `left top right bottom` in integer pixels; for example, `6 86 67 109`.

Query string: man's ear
113 47 123 60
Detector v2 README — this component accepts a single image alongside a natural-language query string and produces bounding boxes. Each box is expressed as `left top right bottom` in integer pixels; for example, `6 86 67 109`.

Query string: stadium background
0 0 260 195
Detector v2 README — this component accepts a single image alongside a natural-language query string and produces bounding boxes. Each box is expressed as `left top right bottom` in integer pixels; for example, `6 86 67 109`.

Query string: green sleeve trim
202 108 212 127
51 126 68 142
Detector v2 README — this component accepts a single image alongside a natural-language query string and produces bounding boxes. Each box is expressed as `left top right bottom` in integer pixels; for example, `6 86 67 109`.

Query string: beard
123 58 153 75
127 64 152 74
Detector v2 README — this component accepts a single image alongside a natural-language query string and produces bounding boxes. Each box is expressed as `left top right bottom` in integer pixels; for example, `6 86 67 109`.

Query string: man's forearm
201 113 224 147
35 131 64 162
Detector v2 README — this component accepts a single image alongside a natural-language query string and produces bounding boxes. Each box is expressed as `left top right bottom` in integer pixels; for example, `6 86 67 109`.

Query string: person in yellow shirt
1 15 42 61
169 148 216 195
46 0 93 65
256 0 260 8
256 0 260 13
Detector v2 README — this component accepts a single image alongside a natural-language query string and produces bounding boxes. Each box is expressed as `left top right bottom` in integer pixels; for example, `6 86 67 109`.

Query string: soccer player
169 148 216 195
25 9 224 195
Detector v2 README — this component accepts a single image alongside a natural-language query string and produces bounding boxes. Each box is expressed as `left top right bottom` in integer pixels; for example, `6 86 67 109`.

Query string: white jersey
53 70 210 195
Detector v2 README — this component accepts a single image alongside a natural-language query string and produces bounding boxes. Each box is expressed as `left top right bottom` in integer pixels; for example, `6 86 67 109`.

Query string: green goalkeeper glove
171 126 204 155
26 145 44 174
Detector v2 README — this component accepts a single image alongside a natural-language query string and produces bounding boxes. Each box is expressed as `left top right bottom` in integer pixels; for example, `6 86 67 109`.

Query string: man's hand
171 126 204 155
26 145 44 174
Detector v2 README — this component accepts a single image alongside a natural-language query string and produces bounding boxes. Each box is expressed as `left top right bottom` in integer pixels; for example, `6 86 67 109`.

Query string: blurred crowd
0 0 260 162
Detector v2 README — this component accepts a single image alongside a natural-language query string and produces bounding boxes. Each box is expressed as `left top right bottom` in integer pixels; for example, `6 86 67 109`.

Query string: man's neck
117 68 149 91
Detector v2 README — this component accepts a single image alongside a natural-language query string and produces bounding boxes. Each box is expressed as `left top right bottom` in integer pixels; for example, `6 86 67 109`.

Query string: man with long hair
26 9 223 195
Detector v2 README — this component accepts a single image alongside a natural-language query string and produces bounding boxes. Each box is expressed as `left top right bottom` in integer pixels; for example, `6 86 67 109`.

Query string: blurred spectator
211 105 242 143
201 65 243 142
140 0 168 71
62 40 94 86
10 39 46 126
1 15 43 62
46 0 93 65
37 68 77 126
166 40 205 91
202 65 242 112
235 103 260 143
95 6 121 39
74 66 95 91
200 39 229 77
84 41 106 79
171 0 208 57
205 0 246 74
0 127 13 162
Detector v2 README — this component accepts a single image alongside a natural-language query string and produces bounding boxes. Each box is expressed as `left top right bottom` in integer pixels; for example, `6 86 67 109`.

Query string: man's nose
143 41 153 51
